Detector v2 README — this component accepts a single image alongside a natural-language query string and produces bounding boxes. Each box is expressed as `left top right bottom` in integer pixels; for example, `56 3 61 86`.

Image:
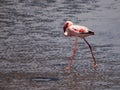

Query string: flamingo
63 21 97 69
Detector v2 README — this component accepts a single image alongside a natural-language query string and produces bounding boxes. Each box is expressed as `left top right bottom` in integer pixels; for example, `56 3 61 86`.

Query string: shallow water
0 0 120 90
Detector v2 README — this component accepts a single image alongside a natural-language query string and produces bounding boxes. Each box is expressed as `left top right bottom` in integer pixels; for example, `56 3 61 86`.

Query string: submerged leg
83 38 97 68
66 37 78 69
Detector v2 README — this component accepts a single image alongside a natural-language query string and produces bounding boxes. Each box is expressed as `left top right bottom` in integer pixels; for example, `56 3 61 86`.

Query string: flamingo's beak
64 31 68 36
63 25 67 32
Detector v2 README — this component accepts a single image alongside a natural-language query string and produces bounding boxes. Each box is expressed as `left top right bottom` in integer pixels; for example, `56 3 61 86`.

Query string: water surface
0 0 120 90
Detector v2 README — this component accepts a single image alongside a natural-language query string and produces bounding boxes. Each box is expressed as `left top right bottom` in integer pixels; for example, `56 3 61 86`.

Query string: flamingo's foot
65 65 72 70
93 63 97 68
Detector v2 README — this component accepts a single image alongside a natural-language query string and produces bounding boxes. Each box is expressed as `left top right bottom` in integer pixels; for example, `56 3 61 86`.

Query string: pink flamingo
63 21 97 69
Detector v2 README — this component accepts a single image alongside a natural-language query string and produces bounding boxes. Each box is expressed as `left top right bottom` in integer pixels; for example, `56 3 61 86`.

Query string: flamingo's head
63 21 73 32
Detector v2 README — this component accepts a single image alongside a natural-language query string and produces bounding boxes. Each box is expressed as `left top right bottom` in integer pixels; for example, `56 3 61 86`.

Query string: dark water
0 0 120 90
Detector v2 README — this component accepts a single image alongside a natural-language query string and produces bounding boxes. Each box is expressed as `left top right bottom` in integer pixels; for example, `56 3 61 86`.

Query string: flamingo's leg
66 37 78 69
83 38 97 68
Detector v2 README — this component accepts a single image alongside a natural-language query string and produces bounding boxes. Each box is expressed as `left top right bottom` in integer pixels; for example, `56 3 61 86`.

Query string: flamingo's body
64 21 94 38
63 21 97 69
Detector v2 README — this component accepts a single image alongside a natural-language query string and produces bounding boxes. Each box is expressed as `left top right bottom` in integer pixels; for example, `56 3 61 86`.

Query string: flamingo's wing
69 25 89 34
